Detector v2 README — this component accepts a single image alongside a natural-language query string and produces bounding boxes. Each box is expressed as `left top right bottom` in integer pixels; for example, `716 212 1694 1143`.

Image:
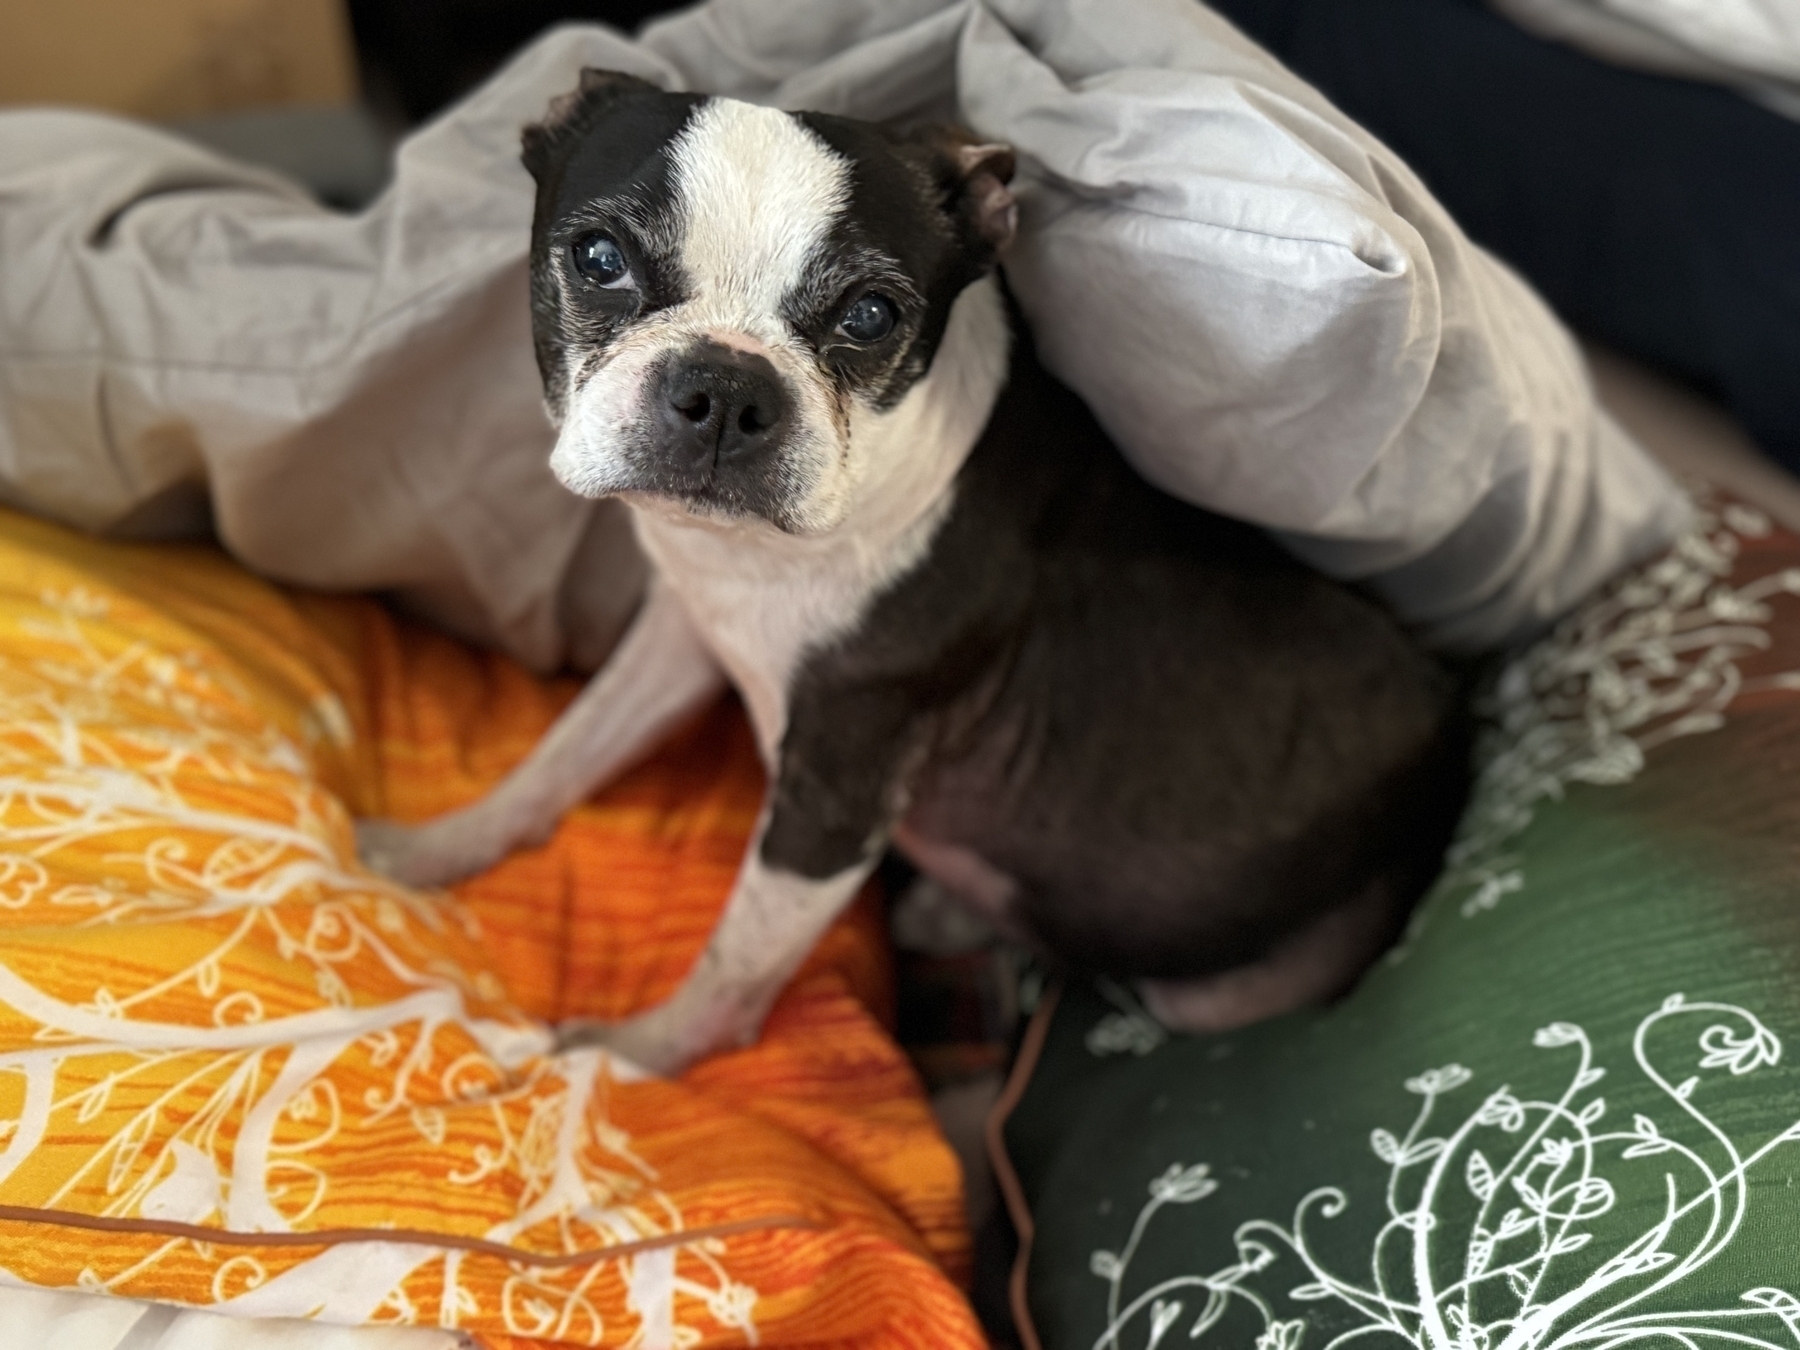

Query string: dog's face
521 71 1018 535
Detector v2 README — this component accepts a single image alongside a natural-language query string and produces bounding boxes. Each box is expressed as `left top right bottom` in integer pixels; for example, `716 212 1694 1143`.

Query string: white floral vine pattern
0 582 762 1344
1089 996 1800 1350
1435 499 1800 925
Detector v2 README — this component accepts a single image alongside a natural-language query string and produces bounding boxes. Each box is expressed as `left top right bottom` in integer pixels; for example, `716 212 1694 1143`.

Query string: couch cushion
997 490 1800 1349
0 506 978 1349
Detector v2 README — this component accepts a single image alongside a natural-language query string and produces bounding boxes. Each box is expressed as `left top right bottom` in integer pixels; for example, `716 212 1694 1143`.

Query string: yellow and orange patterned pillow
0 506 979 1348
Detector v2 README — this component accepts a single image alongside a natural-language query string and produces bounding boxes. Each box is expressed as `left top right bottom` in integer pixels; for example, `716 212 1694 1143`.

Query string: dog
358 70 1469 1074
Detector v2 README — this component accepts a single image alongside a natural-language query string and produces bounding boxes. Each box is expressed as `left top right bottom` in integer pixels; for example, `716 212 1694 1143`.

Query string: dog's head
521 70 1017 535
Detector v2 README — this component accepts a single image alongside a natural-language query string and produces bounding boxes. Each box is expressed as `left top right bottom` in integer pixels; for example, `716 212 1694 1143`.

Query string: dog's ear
906 124 1019 253
522 68 661 181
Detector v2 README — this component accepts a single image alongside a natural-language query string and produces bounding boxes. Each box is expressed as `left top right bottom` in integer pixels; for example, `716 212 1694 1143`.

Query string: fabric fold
0 0 1687 655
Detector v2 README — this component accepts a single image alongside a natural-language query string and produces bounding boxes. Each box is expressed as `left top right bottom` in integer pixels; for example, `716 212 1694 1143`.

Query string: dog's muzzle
653 341 790 475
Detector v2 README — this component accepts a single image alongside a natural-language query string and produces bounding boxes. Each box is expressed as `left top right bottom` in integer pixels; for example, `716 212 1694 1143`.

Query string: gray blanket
0 0 1688 669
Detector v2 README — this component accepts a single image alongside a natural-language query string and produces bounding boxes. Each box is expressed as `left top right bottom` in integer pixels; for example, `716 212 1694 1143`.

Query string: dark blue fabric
1205 0 1800 470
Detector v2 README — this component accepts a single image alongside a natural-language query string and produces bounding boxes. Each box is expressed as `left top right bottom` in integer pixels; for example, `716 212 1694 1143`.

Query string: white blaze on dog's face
521 71 1018 536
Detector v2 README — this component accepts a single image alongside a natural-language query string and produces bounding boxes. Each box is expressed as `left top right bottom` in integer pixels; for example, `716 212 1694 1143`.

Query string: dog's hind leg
1135 874 1405 1034
357 575 723 887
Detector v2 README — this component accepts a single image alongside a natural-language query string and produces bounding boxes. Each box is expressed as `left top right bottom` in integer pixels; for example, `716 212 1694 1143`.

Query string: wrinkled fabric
0 1286 459 1350
1491 0 1800 118
0 502 980 1347
0 0 1687 656
1601 0 1800 78
1211 0 1800 477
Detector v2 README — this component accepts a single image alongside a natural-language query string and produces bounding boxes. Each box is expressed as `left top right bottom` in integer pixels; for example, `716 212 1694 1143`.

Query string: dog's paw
556 1013 695 1077
355 817 495 888
555 997 757 1077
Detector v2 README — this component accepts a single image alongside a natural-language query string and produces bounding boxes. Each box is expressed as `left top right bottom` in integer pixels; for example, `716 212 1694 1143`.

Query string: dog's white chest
629 511 926 762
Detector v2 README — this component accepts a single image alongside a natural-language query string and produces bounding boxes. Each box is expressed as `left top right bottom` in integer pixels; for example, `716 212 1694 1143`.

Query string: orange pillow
0 507 978 1348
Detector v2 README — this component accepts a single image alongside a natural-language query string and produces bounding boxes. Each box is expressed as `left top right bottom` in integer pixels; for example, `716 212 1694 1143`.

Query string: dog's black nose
657 345 789 468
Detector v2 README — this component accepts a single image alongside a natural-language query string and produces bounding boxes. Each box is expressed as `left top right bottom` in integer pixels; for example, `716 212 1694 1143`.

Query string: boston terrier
358 70 1469 1074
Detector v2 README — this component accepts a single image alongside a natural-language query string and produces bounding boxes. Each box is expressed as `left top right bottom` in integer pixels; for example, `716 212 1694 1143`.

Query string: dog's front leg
358 576 723 887
561 684 915 1074
559 825 877 1075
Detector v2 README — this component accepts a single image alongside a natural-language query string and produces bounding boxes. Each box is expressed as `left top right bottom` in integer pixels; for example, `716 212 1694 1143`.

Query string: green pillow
997 495 1800 1350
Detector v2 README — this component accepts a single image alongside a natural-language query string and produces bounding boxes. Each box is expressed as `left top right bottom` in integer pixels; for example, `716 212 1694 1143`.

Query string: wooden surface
0 0 357 120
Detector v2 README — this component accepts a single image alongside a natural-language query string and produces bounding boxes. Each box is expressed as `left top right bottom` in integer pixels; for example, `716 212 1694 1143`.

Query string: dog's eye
839 293 896 344
572 233 631 287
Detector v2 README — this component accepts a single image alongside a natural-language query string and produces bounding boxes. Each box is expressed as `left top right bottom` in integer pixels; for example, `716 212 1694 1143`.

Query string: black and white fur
359 71 1469 1074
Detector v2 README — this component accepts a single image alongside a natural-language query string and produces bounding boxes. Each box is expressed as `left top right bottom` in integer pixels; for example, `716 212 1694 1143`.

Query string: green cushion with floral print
998 495 1800 1350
